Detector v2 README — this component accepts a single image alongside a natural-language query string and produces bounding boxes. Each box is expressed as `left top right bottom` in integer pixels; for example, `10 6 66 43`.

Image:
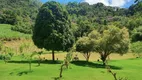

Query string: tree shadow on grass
8 60 62 64
9 71 32 76
17 71 33 76
71 61 122 70
52 77 61 80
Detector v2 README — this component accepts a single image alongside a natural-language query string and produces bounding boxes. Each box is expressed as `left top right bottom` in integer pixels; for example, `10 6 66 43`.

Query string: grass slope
0 58 142 80
0 24 31 39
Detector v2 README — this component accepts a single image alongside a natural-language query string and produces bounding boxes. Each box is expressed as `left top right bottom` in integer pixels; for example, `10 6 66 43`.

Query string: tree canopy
76 26 130 65
0 0 42 34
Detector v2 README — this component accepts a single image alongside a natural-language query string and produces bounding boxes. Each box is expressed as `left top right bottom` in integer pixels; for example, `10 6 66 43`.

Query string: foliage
129 1 142 15
19 42 36 71
32 51 43 66
75 20 94 38
0 0 42 34
32 1 75 61
0 24 31 40
131 26 142 42
98 26 129 65
76 26 130 63
131 41 142 57
76 36 95 61
59 52 73 78
0 46 14 63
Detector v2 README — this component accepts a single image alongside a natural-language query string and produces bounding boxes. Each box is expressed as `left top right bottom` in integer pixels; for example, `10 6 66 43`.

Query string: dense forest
0 0 42 34
0 0 142 42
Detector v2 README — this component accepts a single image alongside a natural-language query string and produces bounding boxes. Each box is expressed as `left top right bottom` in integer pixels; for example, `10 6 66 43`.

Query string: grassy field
0 57 142 80
0 24 31 40
0 24 141 80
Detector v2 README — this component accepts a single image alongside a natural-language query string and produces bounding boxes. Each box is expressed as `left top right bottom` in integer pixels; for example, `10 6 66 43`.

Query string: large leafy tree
88 26 130 65
76 30 100 62
97 26 130 65
32 1 75 61
76 37 94 62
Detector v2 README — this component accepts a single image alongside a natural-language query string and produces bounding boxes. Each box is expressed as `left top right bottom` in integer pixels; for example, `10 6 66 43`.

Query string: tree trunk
29 60 31 71
4 59 7 64
83 52 91 62
52 50 55 61
102 59 106 66
59 64 65 78
38 60 40 66
100 52 107 66
86 52 89 62
106 65 117 80
4 57 7 64
38 56 41 66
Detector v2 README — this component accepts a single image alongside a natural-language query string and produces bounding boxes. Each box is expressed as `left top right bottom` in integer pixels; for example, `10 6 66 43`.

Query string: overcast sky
40 0 135 8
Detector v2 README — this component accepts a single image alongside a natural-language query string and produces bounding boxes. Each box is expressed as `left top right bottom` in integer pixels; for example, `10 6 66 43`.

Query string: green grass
0 57 142 80
0 24 31 39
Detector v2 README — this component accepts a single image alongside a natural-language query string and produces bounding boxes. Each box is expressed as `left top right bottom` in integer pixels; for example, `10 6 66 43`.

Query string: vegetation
0 24 31 40
131 41 142 57
76 26 130 65
76 37 95 62
0 0 42 34
0 0 142 80
0 58 142 80
32 1 75 61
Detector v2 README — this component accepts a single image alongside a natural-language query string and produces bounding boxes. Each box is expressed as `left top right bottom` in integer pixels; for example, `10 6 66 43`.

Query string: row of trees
76 26 129 65
32 1 130 66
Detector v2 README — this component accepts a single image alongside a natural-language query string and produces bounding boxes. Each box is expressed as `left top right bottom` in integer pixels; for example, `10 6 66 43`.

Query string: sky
40 0 135 8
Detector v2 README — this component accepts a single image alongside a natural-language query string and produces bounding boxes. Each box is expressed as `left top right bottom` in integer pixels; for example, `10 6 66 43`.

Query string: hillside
0 0 142 38
0 24 31 41
0 0 42 34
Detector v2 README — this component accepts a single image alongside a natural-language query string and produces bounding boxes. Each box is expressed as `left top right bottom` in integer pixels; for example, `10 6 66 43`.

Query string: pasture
0 24 141 80
0 57 142 80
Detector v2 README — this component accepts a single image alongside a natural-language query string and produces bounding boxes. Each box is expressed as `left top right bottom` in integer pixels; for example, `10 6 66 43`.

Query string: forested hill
0 0 42 34
0 0 142 42
66 1 142 42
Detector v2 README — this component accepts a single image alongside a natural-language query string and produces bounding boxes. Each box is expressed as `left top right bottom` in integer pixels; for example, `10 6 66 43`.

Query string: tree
76 36 95 62
59 51 72 78
74 20 93 40
91 26 130 65
131 41 142 58
33 51 43 66
132 26 142 42
19 42 34 71
32 1 75 61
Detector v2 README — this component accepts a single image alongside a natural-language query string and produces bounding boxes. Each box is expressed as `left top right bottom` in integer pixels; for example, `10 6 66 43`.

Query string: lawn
0 57 142 80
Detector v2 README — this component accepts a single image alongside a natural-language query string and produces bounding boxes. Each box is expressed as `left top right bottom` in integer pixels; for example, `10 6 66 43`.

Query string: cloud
83 0 132 7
